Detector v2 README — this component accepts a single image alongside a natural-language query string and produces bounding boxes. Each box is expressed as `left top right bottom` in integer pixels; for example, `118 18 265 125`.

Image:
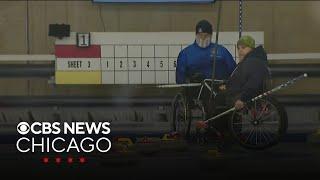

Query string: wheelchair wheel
229 97 288 150
172 93 190 137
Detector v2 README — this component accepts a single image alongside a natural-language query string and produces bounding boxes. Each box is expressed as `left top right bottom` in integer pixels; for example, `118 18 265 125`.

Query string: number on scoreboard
76 33 91 47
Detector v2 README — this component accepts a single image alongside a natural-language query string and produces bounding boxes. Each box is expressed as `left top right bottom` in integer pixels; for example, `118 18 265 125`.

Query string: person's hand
195 121 208 129
219 85 226 91
234 100 245 110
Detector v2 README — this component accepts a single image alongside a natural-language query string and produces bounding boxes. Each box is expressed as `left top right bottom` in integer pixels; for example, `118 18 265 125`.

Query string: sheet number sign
76 33 91 47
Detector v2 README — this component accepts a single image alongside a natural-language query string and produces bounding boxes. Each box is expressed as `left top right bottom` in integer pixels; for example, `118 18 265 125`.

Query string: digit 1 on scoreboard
76 32 91 47
81 35 86 46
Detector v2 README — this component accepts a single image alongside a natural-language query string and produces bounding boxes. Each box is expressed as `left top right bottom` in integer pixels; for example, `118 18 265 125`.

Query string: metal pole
239 0 243 39
26 0 31 96
212 0 222 81
211 0 223 99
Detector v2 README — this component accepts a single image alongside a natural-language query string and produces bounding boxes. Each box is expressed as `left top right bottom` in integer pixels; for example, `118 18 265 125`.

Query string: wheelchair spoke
260 110 279 122
254 127 258 145
238 122 279 146
256 103 270 120
244 127 255 144
259 126 263 145
232 122 252 125
237 113 253 123
257 126 263 145
262 121 279 125
261 126 277 141
260 127 269 144
253 127 261 145
260 126 273 144
230 97 287 149
252 127 259 145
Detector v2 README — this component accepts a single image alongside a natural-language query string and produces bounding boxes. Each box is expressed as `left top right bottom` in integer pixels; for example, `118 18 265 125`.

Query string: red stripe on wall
55 45 101 58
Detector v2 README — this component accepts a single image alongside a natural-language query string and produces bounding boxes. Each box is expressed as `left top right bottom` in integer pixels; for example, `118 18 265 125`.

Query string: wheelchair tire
172 93 191 138
228 96 288 150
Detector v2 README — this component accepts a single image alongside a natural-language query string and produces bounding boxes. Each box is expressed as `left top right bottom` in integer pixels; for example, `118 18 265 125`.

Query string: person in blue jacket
176 20 236 84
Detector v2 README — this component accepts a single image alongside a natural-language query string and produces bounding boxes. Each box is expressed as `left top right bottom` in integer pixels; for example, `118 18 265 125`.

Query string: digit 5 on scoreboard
76 32 91 48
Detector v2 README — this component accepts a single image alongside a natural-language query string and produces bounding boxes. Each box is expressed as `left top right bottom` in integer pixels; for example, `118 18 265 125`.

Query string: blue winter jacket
176 41 236 84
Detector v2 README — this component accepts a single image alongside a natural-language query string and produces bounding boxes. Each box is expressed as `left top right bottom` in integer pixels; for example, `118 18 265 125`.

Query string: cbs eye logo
17 122 30 135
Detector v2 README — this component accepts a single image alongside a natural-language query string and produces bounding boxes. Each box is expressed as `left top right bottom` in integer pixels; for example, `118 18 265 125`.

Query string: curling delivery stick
156 79 225 88
204 73 308 123
157 83 202 88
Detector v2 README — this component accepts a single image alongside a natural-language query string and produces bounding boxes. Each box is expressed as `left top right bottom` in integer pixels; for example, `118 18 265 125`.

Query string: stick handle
205 73 308 123
205 107 235 123
157 83 202 88
251 73 307 102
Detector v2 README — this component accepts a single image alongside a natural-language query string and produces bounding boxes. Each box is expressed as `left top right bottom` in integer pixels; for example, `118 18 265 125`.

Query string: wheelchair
171 75 288 150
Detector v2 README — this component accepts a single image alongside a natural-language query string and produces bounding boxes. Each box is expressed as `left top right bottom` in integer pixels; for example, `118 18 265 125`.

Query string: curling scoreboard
55 32 263 84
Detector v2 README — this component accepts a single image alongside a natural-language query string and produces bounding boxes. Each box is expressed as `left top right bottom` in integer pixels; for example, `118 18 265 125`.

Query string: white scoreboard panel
55 32 264 84
100 45 183 84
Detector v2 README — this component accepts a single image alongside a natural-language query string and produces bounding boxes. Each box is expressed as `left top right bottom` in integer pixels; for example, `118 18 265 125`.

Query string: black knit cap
196 20 213 34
